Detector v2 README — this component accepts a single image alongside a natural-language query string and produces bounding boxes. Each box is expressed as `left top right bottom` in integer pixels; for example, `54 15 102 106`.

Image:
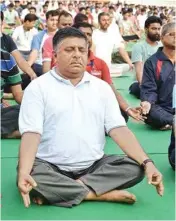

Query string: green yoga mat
1 155 175 220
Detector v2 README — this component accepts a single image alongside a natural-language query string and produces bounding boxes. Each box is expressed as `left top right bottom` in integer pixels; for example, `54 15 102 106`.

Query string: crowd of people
0 0 175 209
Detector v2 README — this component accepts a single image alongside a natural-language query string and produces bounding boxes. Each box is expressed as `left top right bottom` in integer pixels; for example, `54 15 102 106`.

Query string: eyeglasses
164 32 176 37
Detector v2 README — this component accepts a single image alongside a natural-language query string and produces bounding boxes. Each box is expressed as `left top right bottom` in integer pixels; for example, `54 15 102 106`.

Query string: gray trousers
29 155 144 208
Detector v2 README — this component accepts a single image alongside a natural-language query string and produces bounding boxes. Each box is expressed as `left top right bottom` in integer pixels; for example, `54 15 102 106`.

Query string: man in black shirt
1 11 37 90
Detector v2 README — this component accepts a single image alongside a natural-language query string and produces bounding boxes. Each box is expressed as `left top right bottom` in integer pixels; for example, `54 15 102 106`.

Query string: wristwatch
141 159 154 168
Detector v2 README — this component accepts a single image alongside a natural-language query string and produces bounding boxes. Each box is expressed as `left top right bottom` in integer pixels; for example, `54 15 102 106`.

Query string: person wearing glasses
140 22 175 130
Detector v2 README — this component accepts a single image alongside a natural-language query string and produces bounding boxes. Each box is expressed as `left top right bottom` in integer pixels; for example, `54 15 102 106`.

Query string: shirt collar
156 47 171 61
50 67 91 86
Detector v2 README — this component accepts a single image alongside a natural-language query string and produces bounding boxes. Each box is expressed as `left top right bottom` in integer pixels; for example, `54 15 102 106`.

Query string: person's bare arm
18 132 40 175
110 83 128 110
118 47 133 69
15 16 21 26
110 126 148 163
11 50 37 79
27 49 38 67
134 61 143 84
43 61 51 74
11 84 23 104
109 126 164 196
110 83 144 121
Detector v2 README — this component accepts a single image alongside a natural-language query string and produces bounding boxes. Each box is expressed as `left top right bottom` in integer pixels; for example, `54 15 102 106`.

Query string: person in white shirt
21 2 32 21
67 3 76 18
137 8 147 31
4 3 21 27
12 13 38 60
92 5 101 27
17 27 163 208
92 12 133 69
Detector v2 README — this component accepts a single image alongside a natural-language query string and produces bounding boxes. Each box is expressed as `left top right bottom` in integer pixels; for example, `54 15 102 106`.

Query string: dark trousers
145 104 173 128
168 129 175 170
32 63 43 77
129 82 140 99
1 105 20 137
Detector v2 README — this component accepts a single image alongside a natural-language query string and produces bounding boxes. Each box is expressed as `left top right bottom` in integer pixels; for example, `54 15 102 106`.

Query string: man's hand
2 99 11 108
128 63 134 70
140 101 151 115
18 173 37 208
127 107 146 121
30 74 37 81
145 163 164 196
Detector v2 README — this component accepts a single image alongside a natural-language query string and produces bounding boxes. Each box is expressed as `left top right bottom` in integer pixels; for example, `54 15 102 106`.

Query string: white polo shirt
12 25 38 51
19 69 126 171
92 28 125 68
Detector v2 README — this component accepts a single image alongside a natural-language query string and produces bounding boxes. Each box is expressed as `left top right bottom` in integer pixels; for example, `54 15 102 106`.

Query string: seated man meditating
140 22 175 130
1 49 23 138
17 27 164 208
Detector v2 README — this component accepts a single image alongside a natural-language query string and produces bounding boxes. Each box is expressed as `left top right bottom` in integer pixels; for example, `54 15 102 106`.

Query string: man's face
80 9 86 15
43 6 48 13
25 20 35 30
99 15 110 31
8 7 13 12
146 23 161 42
29 9 36 14
46 15 59 31
167 14 173 23
54 37 88 77
68 4 73 11
161 28 176 50
79 26 92 49
123 13 129 20
58 15 73 29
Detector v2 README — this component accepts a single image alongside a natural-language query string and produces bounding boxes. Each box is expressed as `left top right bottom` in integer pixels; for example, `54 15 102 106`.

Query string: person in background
4 3 21 27
129 16 162 99
21 1 32 21
29 7 45 30
14 0 23 17
1 11 37 86
140 22 175 130
168 85 175 170
79 7 86 15
74 13 88 24
92 12 133 69
1 49 23 138
119 9 140 42
42 10 73 74
12 13 38 60
27 10 59 77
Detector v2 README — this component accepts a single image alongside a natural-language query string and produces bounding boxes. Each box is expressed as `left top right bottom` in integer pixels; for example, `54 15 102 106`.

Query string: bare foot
160 125 172 131
33 197 43 205
85 189 136 204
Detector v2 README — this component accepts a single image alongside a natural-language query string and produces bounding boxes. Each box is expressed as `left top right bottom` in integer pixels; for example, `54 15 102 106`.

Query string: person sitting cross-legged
140 22 175 130
129 16 162 99
1 49 23 138
17 27 164 208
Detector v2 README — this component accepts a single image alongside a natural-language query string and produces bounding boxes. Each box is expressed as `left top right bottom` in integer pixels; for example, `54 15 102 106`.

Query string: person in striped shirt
1 49 23 138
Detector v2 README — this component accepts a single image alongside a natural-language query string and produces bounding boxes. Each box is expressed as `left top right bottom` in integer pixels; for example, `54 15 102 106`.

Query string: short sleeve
31 34 41 50
1 50 22 86
131 43 143 63
103 84 126 133
42 36 53 62
19 80 44 135
1 34 18 53
100 59 112 84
